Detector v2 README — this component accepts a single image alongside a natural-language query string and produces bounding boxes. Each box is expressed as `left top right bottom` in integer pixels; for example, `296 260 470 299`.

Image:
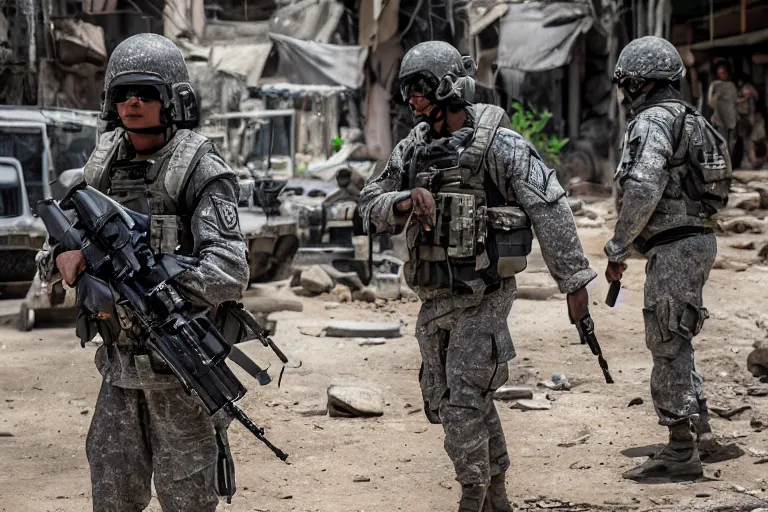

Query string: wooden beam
742 0 747 33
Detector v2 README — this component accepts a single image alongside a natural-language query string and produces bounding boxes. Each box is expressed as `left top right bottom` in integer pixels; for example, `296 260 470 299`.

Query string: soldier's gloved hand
605 261 627 283
566 286 589 322
396 188 436 230
56 250 86 287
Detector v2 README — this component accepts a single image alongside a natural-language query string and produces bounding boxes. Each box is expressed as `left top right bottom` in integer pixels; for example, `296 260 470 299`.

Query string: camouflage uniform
37 34 249 511
606 86 715 429
360 114 596 488
608 36 734 480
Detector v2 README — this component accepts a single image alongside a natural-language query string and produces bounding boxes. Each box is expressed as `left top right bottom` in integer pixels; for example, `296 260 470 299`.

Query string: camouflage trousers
643 233 717 428
86 380 219 512
415 280 517 485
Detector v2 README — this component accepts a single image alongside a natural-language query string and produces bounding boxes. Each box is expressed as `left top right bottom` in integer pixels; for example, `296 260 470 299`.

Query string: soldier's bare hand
410 187 436 229
56 250 85 287
605 261 627 283
395 198 413 212
567 286 589 321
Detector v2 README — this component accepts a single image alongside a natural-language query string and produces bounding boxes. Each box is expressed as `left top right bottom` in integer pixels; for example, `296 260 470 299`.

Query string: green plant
331 136 344 153
508 101 569 167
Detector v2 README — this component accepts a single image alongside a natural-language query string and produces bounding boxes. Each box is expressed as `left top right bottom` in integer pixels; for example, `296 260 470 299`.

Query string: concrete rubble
324 321 401 339
300 265 335 294
494 386 534 401
327 384 385 418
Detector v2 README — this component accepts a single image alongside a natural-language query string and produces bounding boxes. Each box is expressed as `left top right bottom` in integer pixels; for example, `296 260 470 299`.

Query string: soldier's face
116 96 162 130
409 93 436 121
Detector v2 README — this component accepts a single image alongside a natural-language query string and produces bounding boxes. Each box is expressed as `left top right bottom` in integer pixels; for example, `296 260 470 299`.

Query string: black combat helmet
613 36 684 95
101 33 199 132
398 41 476 105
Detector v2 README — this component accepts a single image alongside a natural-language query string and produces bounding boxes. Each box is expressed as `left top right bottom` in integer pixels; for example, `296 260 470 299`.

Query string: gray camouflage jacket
359 112 597 297
37 130 249 388
605 88 709 263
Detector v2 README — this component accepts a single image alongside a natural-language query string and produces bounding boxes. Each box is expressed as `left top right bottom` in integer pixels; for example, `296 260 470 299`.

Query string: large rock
324 320 402 338
329 284 352 303
494 386 534 401
512 399 552 411
720 217 764 234
327 385 384 417
352 288 377 303
300 265 333 294
241 296 303 314
747 181 768 209
320 264 365 291
760 243 768 262
747 340 768 379
567 198 584 214
729 192 762 211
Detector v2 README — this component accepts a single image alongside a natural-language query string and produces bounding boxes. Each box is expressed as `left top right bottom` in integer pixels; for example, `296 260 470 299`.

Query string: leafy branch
509 101 569 167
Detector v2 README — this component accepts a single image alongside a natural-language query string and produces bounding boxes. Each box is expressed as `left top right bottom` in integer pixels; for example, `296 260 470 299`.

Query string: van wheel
18 303 34 332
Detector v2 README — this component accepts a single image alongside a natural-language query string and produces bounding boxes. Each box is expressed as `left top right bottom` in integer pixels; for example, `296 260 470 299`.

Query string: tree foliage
509 101 569 167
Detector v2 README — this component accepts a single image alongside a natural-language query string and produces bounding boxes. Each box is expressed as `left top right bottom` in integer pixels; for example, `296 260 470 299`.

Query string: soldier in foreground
606 36 734 480
37 34 249 510
359 41 598 512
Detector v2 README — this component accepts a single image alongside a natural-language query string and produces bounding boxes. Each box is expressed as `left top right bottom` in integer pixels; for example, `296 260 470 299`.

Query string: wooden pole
741 0 747 33
709 0 714 41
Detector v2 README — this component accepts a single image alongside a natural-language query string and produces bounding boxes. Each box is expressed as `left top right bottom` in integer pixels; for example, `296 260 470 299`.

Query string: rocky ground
1 198 768 512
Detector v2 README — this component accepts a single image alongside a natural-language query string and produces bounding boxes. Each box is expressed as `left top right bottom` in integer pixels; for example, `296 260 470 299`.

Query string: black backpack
659 100 732 215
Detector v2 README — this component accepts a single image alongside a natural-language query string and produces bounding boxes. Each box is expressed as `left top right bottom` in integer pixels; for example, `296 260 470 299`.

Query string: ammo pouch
150 215 182 255
486 206 533 277
405 195 533 292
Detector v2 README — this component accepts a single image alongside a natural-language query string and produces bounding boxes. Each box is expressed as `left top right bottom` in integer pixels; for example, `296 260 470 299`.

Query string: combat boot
483 473 513 512
622 424 702 481
458 484 487 512
695 420 745 462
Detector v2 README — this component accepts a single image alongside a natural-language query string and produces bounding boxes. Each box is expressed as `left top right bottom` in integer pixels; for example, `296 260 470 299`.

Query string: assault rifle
37 181 296 461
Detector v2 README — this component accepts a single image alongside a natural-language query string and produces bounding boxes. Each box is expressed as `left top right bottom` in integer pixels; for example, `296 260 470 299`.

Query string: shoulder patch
211 195 239 232
525 156 555 196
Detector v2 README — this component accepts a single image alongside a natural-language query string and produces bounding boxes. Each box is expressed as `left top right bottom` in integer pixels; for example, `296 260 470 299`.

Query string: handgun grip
605 280 621 307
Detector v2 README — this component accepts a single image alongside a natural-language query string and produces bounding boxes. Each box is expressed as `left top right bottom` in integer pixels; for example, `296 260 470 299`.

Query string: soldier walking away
607 36 739 481
359 41 598 512
707 60 739 157
36 33 249 511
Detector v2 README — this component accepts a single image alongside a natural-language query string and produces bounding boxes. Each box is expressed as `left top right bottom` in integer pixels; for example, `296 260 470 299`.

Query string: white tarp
163 0 206 43
496 2 593 72
270 32 368 89
209 43 272 87
269 0 344 44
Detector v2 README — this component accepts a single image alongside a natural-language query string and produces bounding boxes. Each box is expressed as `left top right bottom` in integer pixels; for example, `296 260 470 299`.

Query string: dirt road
1 225 767 512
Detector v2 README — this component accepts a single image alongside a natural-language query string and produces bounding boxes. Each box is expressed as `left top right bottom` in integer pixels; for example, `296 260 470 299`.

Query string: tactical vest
404 104 533 294
83 128 219 256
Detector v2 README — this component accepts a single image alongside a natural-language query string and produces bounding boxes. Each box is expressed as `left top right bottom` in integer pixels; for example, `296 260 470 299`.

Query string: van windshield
0 128 44 208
